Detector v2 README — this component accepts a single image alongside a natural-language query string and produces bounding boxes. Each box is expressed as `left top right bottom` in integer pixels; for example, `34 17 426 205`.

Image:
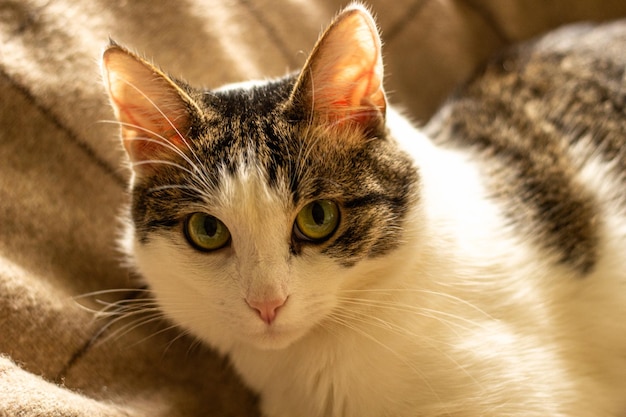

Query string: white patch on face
132 163 348 352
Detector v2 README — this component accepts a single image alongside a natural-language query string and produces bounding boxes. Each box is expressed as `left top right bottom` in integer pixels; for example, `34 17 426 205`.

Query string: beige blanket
2 1 625 415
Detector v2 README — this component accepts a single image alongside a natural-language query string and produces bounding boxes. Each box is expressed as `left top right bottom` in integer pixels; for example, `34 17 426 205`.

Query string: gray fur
426 21 626 274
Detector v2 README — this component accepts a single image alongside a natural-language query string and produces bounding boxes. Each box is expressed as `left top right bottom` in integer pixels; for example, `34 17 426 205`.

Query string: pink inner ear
295 6 386 129
103 46 192 166
338 64 385 124
116 99 187 161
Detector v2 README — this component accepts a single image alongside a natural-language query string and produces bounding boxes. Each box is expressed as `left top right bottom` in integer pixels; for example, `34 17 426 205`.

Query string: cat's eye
184 213 231 251
294 200 340 242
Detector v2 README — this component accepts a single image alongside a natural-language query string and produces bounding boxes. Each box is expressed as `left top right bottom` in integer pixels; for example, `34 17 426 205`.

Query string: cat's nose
246 297 288 325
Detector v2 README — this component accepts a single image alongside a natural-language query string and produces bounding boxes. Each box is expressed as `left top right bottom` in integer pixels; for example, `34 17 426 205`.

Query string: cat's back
427 19 626 276
416 22 626 413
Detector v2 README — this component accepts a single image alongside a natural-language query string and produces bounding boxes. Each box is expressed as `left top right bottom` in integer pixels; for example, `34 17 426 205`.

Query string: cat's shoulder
451 19 625 118
424 19 626 275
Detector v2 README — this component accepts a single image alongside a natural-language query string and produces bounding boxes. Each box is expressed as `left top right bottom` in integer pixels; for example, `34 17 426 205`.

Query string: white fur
130 107 626 417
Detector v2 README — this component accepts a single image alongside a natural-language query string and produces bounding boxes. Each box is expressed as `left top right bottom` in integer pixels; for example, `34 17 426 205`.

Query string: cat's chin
242 324 310 351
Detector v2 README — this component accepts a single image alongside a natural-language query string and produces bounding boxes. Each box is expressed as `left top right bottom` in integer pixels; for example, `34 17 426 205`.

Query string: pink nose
246 297 287 325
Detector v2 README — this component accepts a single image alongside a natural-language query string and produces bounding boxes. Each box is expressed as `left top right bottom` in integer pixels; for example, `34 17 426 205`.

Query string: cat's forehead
187 76 369 204
203 76 296 120
186 86 295 196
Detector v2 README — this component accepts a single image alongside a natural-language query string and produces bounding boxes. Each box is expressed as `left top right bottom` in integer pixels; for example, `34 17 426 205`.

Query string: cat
101 3 626 417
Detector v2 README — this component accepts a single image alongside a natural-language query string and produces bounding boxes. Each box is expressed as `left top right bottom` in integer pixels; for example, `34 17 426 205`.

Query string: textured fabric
1 1 625 415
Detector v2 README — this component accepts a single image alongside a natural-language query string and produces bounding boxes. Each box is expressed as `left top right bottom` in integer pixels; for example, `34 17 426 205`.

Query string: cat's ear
290 4 385 134
102 43 201 174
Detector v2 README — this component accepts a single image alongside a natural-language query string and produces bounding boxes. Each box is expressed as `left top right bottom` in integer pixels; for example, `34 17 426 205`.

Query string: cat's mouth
244 321 310 351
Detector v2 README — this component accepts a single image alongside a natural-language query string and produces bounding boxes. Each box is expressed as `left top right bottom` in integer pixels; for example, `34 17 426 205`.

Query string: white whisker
146 184 206 196
73 288 151 298
340 288 495 320
74 287 187 350
97 311 165 345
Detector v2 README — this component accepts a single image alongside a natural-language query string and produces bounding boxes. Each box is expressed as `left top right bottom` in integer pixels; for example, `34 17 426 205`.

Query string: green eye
184 213 231 251
294 200 340 242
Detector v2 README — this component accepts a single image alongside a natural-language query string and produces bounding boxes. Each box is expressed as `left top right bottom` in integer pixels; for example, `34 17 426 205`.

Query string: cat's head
102 4 419 351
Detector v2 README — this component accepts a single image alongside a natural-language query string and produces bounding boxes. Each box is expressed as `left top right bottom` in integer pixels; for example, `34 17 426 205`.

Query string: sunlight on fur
95 3 626 417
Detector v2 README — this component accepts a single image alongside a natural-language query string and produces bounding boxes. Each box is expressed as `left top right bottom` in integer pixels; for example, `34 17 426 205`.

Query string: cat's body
102 5 626 417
